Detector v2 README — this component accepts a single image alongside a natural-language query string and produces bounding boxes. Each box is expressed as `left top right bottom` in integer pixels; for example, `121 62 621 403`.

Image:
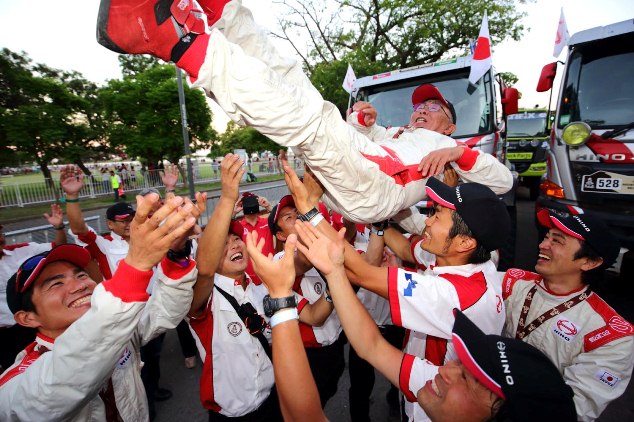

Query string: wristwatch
298 207 320 222
263 294 297 317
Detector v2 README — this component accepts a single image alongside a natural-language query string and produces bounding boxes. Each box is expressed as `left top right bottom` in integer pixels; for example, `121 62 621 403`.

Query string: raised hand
59 165 85 196
294 221 346 277
245 230 296 298
125 193 196 271
351 101 377 127
160 163 179 190
220 154 245 205
282 160 322 214
43 203 64 227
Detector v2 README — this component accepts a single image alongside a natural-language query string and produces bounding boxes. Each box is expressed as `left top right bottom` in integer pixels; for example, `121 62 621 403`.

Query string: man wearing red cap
95 0 512 224
502 211 634 421
0 193 198 421
0 207 68 372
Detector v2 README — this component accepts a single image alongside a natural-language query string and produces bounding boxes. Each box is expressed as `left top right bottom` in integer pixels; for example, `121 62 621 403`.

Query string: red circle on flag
473 37 491 60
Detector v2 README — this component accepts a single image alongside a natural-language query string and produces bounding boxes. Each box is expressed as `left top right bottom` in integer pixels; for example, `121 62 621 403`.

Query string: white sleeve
346 111 389 142
0 262 152 421
565 336 634 421
387 268 459 338
137 258 197 345
451 148 514 195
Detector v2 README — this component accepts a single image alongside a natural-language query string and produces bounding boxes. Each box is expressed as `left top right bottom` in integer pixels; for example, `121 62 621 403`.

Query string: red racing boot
196 0 231 27
97 0 210 76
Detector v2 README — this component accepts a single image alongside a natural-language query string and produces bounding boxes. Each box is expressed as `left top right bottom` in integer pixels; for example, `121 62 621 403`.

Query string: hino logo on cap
455 187 463 203
572 216 591 232
497 341 514 385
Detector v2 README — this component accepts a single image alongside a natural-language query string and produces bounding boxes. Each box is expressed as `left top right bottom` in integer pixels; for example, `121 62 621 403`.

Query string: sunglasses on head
15 254 48 293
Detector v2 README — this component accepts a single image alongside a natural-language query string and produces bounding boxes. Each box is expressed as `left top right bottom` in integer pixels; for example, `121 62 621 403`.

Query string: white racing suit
0 258 197 421
502 269 634 421
193 1 513 224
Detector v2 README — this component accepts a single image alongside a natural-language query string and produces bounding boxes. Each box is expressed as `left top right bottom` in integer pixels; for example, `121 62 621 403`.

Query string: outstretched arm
160 163 179 200
294 222 403 387
59 166 89 236
44 203 67 245
245 231 326 421
283 162 389 298
190 154 244 317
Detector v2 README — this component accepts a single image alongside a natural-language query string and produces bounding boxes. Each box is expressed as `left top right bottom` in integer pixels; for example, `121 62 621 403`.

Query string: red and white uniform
0 258 196 421
0 243 55 327
388 247 504 421
398 354 440 405
193 2 513 224
502 269 634 421
188 274 274 417
73 227 129 279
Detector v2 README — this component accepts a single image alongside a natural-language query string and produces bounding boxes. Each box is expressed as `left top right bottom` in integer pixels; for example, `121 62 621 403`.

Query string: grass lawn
0 174 287 223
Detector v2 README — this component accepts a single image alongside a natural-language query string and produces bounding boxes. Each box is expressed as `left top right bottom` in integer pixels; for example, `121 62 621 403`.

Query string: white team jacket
0 258 197 421
502 269 634 421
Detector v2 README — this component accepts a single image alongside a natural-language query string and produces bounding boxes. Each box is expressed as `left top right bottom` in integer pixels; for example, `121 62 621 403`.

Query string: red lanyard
515 285 589 340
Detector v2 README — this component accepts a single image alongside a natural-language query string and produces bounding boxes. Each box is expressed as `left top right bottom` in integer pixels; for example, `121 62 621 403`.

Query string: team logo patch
403 273 417 297
595 369 621 388
608 316 633 334
314 282 323 295
227 322 243 337
116 347 133 369
507 268 525 279
552 318 580 342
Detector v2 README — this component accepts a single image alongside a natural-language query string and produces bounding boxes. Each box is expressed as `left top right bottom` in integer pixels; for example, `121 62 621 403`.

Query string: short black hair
445 209 491 264
573 240 605 286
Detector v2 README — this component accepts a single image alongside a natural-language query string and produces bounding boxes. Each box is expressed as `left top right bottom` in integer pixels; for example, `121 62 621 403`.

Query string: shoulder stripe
438 271 487 310
399 354 418 403
0 342 42 387
584 293 634 352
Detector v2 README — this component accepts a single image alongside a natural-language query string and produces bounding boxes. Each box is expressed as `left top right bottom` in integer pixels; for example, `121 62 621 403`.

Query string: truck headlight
562 122 591 146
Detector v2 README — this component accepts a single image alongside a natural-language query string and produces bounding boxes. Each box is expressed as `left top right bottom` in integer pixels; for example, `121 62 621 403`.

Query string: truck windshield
558 32 634 129
361 71 493 138
507 114 547 137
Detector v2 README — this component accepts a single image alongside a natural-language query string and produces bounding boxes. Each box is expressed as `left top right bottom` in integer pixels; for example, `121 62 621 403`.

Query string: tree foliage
99 63 217 168
274 0 532 111
210 121 279 158
0 48 101 186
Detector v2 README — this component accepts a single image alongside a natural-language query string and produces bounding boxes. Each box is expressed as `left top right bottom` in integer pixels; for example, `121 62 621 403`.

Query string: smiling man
95 0 512 224
284 166 511 421
0 193 198 421
502 211 634 421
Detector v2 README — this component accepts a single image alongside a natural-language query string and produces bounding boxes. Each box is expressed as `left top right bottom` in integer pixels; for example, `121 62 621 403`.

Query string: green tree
275 0 532 111
99 63 216 185
210 121 278 158
0 49 96 193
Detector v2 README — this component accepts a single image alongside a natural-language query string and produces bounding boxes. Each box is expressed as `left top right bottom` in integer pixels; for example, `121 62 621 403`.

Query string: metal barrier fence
0 158 303 208
4 182 297 244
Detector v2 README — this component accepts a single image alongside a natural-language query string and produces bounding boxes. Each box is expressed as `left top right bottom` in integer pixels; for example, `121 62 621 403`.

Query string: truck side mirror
536 62 558 92
502 87 519 115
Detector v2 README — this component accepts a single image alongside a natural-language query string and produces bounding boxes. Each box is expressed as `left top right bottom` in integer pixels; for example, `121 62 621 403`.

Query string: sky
1 0 633 130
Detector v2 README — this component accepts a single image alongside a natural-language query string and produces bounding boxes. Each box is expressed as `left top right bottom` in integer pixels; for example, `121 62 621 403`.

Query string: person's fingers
158 202 194 237
43 213 51 220
147 195 184 227
294 221 312 247
133 195 153 224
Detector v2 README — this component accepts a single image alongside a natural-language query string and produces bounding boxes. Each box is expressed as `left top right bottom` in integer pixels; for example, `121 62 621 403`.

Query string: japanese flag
553 8 570 58
469 12 492 85
342 64 357 94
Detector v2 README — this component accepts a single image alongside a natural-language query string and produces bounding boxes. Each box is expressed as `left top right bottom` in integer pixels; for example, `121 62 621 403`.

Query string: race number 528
597 178 621 189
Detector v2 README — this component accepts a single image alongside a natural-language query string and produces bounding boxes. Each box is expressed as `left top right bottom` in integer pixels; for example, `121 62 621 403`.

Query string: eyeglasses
413 101 452 122
113 218 133 224
15 254 48 293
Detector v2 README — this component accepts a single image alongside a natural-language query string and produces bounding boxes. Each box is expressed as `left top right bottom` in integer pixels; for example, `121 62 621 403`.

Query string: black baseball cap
425 178 510 252
536 209 620 268
242 194 260 215
6 245 92 314
411 84 457 124
106 202 135 221
268 195 296 236
452 309 577 421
